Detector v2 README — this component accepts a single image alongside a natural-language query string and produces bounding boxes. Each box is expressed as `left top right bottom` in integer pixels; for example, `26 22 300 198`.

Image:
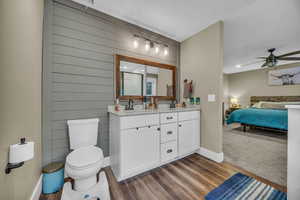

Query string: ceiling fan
258 48 300 68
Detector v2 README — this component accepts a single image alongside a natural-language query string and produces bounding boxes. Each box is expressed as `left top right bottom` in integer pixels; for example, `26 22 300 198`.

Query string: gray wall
43 0 179 165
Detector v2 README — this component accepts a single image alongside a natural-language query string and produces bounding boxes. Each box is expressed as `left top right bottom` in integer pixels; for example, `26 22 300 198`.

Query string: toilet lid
66 146 103 169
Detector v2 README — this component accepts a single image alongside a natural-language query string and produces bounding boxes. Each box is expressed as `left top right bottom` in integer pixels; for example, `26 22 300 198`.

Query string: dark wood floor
41 154 286 200
107 154 286 200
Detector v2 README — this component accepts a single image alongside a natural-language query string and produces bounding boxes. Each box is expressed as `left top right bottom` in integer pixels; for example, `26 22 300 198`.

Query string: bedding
227 108 288 130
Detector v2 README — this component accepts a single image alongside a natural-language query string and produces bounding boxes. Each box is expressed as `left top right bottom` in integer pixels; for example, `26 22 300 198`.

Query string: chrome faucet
170 99 177 109
125 99 134 110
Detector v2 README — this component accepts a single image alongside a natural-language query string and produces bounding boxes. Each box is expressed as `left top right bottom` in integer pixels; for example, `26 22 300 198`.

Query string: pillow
252 101 271 108
252 102 261 108
282 101 300 105
260 103 286 110
252 101 300 108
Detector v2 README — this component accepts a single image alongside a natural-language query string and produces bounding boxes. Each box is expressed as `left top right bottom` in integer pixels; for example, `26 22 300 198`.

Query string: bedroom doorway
222 96 295 187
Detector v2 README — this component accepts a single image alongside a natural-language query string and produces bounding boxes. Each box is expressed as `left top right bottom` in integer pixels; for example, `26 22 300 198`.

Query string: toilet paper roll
9 141 34 164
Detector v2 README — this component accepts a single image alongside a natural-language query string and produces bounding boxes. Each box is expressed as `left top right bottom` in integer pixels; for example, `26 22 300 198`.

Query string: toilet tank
67 118 99 150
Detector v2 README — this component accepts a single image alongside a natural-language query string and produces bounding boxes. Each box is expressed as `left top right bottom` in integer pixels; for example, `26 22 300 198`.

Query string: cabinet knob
148 126 151 128
157 127 161 131
167 131 172 135
136 127 139 130
167 149 173 154
178 124 182 127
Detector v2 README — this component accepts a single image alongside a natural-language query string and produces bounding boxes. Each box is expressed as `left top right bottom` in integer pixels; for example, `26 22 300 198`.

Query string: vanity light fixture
132 34 169 56
163 45 169 56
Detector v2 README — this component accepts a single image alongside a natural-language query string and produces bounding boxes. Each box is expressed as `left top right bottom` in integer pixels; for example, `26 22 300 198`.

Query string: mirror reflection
120 61 145 96
120 61 174 97
117 55 176 100
145 66 173 97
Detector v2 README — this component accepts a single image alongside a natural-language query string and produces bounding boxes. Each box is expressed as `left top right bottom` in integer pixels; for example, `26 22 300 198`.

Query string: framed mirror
116 54 176 100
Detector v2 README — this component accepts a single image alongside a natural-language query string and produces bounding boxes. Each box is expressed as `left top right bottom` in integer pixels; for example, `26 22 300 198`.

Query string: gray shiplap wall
43 0 180 165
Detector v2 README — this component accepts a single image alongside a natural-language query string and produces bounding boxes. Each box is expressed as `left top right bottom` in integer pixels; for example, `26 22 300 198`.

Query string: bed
227 96 300 132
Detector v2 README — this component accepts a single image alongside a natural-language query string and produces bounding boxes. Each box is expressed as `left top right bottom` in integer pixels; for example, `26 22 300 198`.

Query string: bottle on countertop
143 96 147 110
114 98 120 112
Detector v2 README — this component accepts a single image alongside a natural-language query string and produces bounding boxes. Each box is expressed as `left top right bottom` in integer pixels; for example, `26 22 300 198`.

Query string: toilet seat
66 146 104 170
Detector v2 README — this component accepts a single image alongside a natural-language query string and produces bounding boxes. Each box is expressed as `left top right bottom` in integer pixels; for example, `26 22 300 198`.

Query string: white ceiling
224 0 300 73
73 0 300 73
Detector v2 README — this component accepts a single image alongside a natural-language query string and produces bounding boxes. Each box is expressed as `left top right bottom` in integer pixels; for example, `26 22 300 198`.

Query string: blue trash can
42 162 64 194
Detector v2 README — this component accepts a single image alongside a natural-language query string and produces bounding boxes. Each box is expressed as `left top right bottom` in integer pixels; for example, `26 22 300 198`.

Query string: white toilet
61 118 110 200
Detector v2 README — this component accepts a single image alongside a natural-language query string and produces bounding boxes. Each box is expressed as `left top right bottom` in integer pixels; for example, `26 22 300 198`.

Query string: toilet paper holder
5 162 24 174
5 138 33 174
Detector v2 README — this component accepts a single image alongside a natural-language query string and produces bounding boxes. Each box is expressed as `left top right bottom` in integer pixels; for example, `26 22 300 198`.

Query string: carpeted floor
223 125 287 186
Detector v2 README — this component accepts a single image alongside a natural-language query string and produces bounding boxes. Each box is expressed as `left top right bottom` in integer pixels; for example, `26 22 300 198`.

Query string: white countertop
108 106 201 116
285 105 300 109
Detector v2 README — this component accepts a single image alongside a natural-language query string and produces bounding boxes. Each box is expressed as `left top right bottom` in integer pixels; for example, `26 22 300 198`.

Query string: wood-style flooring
108 154 286 200
40 154 286 200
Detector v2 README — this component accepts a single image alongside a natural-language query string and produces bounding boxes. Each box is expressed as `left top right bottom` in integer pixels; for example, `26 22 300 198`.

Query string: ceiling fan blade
239 60 264 67
278 50 300 58
277 57 300 61
257 57 267 59
261 62 268 68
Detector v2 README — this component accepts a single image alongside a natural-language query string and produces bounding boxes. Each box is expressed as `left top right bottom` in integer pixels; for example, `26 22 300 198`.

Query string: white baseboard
30 174 42 200
103 156 110 167
197 147 224 163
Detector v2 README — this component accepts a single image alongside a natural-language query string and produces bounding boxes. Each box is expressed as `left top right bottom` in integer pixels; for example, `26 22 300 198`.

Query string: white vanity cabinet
109 109 200 181
178 111 200 156
160 112 178 163
110 114 160 181
121 125 160 177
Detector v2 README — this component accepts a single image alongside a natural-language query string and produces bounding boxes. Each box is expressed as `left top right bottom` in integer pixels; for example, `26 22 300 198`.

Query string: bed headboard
250 96 300 105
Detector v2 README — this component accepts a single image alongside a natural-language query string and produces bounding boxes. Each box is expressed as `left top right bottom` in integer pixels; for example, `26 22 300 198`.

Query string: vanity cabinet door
121 125 160 176
178 119 200 156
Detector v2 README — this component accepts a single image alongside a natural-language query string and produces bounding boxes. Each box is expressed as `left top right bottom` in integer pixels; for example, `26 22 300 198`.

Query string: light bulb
154 44 160 54
133 35 139 48
163 45 169 56
145 40 150 51
236 64 241 68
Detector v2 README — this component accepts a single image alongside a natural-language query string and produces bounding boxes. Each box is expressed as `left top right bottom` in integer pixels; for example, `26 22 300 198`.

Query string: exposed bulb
145 40 150 51
163 45 169 56
133 36 139 48
155 44 160 54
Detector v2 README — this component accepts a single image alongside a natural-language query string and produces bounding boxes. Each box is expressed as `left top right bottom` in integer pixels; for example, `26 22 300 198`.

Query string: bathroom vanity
109 107 200 181
109 55 200 181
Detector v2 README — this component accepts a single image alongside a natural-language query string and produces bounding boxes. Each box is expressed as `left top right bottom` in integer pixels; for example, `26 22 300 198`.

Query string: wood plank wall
42 0 180 165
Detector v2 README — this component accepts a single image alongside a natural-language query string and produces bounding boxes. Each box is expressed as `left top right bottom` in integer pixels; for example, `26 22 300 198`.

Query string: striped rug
205 173 287 200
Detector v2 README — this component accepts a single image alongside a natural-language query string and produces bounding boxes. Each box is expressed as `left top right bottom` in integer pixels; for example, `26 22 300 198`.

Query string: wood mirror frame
115 54 176 101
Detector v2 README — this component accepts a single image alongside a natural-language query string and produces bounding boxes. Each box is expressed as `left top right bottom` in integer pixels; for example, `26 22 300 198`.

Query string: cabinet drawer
178 111 199 121
160 112 177 124
160 123 177 143
120 114 159 129
161 141 177 162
